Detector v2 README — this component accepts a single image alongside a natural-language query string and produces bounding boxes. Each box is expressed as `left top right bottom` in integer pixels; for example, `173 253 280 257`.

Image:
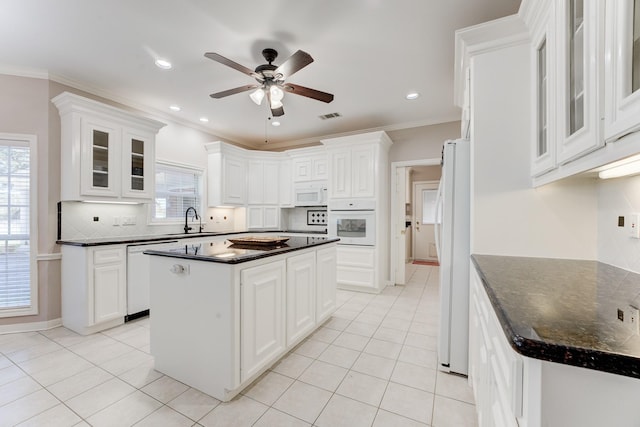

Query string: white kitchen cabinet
316 246 337 323
61 245 127 335
290 149 328 182
205 141 247 207
555 0 604 164
326 142 376 199
530 3 557 177
247 206 280 229
604 0 640 141
286 252 316 346
52 92 165 202
240 260 286 382
336 246 376 291
247 158 279 205
279 158 293 207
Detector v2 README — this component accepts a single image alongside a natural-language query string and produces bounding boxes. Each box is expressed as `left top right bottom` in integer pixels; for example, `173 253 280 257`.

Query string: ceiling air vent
319 112 342 120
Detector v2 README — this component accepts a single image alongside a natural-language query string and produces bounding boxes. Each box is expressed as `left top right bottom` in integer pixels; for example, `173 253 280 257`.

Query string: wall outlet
122 216 136 226
631 214 640 238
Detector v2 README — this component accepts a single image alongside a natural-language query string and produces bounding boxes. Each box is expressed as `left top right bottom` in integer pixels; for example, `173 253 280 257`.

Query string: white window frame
149 159 204 225
0 133 38 318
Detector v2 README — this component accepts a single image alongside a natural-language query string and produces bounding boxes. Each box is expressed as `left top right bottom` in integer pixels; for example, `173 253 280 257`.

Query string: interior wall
471 44 598 259
597 175 640 273
388 121 461 162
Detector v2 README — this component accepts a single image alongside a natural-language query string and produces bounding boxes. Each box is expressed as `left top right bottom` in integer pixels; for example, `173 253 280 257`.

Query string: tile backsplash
281 207 328 232
59 201 239 240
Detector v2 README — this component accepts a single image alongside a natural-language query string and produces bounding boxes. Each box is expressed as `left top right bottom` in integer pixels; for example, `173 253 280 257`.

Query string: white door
413 181 439 261
394 167 408 284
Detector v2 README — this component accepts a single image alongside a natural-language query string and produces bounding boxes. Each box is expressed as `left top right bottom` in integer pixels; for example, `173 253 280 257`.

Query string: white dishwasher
126 240 179 321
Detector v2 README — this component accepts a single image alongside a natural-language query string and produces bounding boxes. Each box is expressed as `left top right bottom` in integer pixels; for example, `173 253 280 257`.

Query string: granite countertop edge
471 255 640 379
144 237 339 264
56 230 328 247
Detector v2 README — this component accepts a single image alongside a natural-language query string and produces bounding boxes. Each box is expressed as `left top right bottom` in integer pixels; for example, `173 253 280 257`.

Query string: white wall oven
328 200 376 246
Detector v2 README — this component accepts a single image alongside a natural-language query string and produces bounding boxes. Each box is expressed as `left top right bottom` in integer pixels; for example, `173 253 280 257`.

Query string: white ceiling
0 0 520 148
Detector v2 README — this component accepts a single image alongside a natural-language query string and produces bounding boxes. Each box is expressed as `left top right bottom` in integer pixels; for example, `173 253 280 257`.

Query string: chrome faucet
184 206 200 234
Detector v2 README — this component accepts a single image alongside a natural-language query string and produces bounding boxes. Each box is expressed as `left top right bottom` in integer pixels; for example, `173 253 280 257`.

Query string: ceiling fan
205 48 334 117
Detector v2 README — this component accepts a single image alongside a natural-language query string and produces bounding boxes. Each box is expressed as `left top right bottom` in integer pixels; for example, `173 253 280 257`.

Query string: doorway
390 160 441 285
413 181 439 261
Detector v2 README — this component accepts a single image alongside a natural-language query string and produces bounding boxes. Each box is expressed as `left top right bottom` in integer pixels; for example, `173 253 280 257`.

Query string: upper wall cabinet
205 141 247 207
288 147 328 183
556 0 604 163
531 4 557 176
604 0 640 141
52 92 166 202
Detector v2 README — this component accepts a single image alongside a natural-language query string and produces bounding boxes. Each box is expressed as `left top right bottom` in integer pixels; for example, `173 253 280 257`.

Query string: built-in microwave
294 182 327 206
328 200 376 246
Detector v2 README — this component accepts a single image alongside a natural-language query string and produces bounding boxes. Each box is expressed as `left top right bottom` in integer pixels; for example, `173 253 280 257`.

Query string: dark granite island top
471 254 640 379
144 236 339 264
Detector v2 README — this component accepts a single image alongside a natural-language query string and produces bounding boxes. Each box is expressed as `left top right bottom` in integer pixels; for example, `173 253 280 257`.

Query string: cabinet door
531 7 557 177
556 0 604 163
81 117 120 197
330 150 351 198
121 128 155 200
351 146 375 198
312 156 328 180
240 261 286 381
263 161 280 205
605 0 640 141
92 248 126 325
222 156 246 205
262 206 280 229
286 252 316 346
292 158 312 182
247 160 264 205
316 247 336 323
247 206 264 229
279 159 293 207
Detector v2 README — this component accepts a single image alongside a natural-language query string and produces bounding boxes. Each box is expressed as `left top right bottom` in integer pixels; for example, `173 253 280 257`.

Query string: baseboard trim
0 318 62 334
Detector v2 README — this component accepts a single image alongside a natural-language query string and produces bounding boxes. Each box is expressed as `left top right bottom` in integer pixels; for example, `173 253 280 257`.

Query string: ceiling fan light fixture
249 88 265 105
270 85 284 102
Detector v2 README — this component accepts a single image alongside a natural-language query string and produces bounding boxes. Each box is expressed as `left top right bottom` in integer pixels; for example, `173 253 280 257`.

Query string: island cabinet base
149 244 337 402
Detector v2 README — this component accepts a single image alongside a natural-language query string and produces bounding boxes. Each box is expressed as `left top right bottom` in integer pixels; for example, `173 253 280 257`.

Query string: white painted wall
471 43 598 259
388 121 461 163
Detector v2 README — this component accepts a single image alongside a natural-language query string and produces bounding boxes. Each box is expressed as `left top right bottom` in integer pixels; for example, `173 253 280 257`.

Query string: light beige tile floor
0 264 477 426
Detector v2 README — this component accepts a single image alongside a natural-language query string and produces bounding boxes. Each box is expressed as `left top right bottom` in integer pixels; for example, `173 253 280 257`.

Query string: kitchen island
145 236 338 401
470 255 640 427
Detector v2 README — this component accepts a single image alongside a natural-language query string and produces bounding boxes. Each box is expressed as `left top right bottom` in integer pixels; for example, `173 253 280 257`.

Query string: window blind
152 162 203 221
0 143 31 309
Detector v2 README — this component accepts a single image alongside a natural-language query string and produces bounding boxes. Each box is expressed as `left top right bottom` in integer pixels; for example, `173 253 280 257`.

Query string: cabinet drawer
93 248 124 265
336 246 375 268
337 266 375 288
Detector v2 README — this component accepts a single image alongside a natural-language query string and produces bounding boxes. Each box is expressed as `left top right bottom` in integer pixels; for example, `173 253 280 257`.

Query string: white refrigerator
435 138 470 375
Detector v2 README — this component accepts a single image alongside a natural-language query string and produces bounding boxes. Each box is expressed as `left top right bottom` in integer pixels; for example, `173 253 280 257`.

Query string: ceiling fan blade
209 84 259 99
204 52 256 77
283 83 334 103
274 50 314 79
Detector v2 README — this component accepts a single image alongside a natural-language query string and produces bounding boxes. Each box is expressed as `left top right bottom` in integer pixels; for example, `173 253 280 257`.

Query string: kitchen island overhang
145 236 339 401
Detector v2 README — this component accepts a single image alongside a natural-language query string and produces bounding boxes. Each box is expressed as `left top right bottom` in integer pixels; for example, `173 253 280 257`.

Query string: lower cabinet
61 245 126 335
285 252 316 346
336 245 376 290
240 261 286 382
316 246 337 323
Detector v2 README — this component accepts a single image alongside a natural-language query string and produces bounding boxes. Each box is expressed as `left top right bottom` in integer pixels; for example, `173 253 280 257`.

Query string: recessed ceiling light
406 92 420 100
169 105 181 112
199 117 209 123
271 121 281 127
155 59 172 70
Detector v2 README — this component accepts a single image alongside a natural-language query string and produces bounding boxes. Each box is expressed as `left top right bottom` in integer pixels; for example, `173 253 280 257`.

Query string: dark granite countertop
144 236 339 264
471 254 640 378
56 230 327 247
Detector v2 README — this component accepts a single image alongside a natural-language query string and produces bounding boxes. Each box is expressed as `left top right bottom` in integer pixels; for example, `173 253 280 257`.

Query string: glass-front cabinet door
80 118 120 197
121 129 154 199
556 0 604 164
531 7 557 177
605 0 640 141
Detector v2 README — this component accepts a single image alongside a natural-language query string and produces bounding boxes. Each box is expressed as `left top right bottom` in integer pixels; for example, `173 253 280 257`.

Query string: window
421 189 438 224
152 161 203 222
0 134 37 317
